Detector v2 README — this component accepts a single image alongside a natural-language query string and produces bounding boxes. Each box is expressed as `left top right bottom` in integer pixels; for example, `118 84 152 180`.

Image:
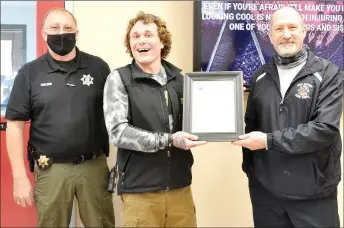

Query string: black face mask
47 33 76 56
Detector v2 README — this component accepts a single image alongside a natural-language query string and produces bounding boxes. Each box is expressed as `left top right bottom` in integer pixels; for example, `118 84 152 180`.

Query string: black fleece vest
116 60 194 194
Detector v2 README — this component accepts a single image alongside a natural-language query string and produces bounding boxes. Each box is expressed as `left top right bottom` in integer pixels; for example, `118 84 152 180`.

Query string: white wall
72 1 343 227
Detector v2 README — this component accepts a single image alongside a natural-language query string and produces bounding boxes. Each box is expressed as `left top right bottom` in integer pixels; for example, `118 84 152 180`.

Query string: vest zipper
160 87 171 191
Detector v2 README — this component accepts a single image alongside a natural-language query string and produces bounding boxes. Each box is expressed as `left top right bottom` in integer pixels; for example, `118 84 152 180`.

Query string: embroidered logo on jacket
295 83 312 99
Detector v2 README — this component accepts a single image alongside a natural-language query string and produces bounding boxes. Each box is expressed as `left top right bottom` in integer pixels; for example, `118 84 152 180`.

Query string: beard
276 42 299 57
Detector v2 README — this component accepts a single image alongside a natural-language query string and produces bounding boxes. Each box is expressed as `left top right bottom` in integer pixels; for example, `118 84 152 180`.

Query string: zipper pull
164 90 168 107
279 102 283 112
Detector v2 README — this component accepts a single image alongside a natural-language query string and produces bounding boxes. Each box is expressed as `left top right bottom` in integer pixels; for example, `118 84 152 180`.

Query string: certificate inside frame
182 71 244 142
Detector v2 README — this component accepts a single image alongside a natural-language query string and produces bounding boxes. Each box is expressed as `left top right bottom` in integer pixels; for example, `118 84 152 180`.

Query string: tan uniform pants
34 154 115 227
121 186 197 227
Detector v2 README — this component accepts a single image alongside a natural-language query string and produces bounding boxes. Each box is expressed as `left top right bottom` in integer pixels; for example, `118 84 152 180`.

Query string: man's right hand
13 176 34 207
172 131 207 150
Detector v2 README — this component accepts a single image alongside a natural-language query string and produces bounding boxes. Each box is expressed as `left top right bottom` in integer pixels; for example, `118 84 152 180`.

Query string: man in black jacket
103 11 206 227
233 6 343 228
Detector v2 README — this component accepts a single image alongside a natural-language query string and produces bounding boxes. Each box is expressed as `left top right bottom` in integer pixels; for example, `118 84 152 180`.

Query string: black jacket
116 60 193 194
243 50 343 200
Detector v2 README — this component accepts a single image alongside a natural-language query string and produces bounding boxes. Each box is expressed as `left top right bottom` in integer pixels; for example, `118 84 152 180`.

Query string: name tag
40 82 52 87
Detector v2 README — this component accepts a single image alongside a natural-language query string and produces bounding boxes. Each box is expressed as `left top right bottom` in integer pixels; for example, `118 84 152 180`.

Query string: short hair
42 8 77 28
270 6 304 31
124 11 172 59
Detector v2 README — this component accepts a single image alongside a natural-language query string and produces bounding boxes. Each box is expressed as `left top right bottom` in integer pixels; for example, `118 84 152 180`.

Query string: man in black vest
103 11 207 227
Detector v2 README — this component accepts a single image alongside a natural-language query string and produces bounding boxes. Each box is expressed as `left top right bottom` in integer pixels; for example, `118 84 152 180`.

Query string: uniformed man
5 8 115 227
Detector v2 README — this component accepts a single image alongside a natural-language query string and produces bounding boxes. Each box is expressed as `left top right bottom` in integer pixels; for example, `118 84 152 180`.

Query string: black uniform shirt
5 47 110 158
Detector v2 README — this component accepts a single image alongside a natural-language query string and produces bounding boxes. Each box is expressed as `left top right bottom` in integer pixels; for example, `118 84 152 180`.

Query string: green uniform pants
33 154 115 227
121 186 197 227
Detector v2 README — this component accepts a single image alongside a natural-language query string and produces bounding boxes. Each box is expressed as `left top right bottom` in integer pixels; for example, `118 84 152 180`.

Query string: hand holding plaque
172 131 207 150
232 131 267 150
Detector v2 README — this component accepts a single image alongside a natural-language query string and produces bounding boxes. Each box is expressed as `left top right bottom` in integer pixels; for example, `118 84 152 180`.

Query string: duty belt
28 145 102 170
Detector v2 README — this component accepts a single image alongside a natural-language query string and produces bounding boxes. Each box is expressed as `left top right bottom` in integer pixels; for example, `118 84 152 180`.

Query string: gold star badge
37 155 50 169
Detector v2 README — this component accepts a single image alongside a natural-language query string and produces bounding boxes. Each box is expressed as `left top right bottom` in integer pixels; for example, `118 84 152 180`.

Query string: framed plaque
182 71 244 141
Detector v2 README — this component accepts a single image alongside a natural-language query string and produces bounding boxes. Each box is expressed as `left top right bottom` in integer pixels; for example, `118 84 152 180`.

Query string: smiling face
129 21 164 67
269 7 306 57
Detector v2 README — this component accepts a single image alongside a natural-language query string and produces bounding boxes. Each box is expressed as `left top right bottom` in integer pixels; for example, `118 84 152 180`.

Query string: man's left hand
232 131 267 150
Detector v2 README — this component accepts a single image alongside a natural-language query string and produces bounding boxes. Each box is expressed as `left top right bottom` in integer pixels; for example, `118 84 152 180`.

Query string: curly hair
124 11 172 59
